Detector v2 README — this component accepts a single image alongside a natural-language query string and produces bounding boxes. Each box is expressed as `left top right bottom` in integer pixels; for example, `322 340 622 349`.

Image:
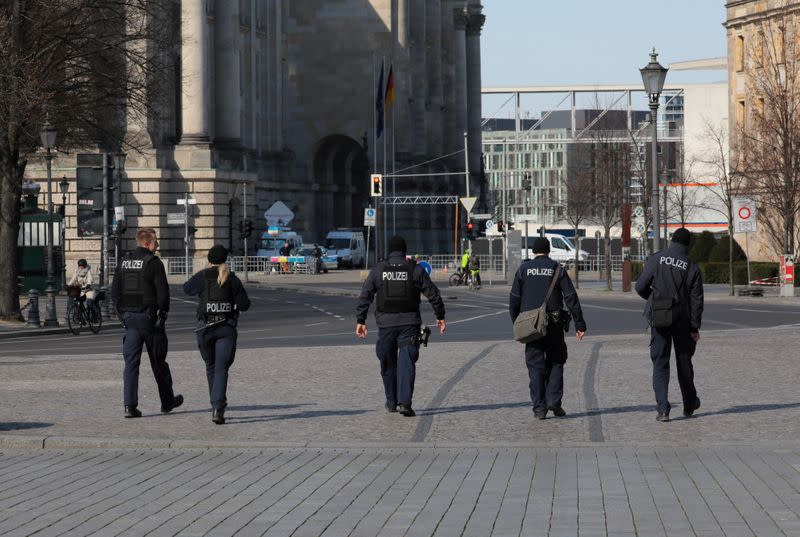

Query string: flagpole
392 96 396 236
372 52 378 260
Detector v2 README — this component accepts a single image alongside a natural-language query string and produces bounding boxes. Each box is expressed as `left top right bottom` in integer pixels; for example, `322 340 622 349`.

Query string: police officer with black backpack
509 237 586 419
111 227 183 418
356 235 446 417
635 228 704 422
183 245 251 425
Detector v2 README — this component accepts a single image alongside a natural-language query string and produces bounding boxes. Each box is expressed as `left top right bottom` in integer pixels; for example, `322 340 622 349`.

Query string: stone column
426 0 443 157
441 1 458 154
410 0 427 157
180 0 210 143
465 3 485 210
453 6 468 157
393 0 411 156
214 0 241 147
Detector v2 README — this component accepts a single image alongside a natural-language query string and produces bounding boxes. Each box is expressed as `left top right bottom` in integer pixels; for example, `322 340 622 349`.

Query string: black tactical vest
199 269 234 322
376 260 420 313
118 249 155 312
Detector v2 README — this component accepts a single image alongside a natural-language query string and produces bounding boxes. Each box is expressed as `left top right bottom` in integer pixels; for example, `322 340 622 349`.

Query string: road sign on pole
733 197 758 233
459 197 477 213
364 207 376 227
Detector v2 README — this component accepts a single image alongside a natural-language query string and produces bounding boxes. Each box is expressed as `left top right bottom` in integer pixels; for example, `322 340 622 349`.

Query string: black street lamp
640 48 668 252
59 176 69 290
113 150 126 268
40 119 58 327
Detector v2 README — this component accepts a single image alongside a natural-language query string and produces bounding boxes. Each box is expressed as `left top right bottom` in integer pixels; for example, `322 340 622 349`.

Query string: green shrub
689 231 717 262
708 235 747 263
698 262 778 284
632 261 644 281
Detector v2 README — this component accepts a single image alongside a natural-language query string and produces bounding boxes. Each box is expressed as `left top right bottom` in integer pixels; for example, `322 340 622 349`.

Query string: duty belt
204 314 228 323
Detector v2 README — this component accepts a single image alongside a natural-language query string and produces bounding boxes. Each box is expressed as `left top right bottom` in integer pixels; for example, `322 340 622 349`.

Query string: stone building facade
28 0 486 264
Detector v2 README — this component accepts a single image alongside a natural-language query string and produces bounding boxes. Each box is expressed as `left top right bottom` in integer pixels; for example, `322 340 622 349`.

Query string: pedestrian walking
635 227 704 422
111 227 182 418
509 237 586 419
184 244 251 424
356 235 446 416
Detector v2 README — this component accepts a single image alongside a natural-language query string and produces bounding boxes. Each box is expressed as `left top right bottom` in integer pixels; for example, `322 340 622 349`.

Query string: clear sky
480 0 728 116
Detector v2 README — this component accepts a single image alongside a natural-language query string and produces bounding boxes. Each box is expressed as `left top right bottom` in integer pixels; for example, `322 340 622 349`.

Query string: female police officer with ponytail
183 245 250 424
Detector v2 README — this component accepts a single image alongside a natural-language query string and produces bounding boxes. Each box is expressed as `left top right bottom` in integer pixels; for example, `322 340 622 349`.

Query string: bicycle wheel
67 304 82 335
89 306 102 334
448 273 461 287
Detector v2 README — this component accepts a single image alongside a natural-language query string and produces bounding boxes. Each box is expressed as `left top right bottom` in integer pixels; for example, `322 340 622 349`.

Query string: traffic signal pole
242 182 249 283
184 192 190 278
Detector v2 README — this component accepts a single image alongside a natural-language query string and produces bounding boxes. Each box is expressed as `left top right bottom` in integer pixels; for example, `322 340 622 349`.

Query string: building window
737 99 746 128
735 34 745 72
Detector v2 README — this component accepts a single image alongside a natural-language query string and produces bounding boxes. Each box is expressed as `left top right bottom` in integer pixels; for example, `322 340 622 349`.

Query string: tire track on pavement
583 341 604 442
412 343 499 442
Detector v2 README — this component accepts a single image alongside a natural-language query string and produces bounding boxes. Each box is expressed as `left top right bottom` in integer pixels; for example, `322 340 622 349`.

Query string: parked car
522 233 589 264
292 244 338 271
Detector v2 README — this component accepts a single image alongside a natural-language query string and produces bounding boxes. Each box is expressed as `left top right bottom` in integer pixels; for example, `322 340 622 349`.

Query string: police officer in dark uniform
183 244 251 425
111 227 182 418
509 237 586 419
311 243 323 274
635 228 704 422
356 235 446 417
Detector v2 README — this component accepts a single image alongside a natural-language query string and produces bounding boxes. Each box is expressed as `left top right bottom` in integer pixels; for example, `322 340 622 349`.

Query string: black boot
124 406 142 418
212 408 225 425
161 394 184 413
397 404 415 417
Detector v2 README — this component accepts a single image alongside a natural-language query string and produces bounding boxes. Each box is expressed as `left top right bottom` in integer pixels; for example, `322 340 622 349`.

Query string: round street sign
485 219 495 230
418 261 432 275
636 223 646 233
738 206 751 220
633 206 644 218
366 208 376 218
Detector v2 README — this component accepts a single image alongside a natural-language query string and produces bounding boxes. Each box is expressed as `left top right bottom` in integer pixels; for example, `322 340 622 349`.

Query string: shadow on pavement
226 408 370 424
0 422 53 431
691 401 800 419
419 401 531 416
162 403 313 416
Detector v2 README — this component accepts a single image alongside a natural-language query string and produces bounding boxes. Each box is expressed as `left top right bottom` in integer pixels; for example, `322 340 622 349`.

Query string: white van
324 229 366 268
256 231 304 258
522 233 589 264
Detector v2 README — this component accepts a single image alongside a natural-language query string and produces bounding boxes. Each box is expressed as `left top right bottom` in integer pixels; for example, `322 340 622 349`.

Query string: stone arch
313 135 369 233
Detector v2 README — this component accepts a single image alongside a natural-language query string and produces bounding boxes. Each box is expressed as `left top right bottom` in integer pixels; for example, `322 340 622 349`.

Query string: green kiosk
18 180 65 293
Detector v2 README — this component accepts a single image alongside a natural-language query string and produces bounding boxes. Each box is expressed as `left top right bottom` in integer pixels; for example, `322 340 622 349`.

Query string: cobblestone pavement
2 446 800 536
2 315 800 535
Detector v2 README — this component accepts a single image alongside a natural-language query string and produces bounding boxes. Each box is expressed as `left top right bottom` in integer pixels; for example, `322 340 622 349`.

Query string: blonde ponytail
207 262 230 286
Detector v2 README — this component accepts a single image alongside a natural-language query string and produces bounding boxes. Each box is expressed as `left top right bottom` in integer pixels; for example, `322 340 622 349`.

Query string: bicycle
448 268 469 287
66 286 104 335
468 270 481 291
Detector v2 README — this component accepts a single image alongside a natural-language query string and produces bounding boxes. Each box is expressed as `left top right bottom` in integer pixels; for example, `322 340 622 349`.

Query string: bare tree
690 119 746 296
560 151 595 289
738 11 800 256
665 168 701 228
0 0 177 319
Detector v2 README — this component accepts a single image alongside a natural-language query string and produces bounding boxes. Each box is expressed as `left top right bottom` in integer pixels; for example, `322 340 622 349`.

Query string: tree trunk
0 162 25 320
728 222 735 297
574 224 580 289
604 226 612 291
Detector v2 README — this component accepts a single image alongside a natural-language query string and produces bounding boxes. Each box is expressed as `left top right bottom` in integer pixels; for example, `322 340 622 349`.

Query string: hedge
632 260 779 285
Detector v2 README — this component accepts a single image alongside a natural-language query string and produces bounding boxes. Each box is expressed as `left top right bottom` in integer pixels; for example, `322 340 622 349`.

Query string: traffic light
370 174 383 197
242 219 254 239
115 220 127 235
466 222 474 239
497 220 505 233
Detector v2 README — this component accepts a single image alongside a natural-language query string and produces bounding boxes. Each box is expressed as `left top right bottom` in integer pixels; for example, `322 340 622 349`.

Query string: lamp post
40 119 58 327
59 176 69 291
640 48 668 252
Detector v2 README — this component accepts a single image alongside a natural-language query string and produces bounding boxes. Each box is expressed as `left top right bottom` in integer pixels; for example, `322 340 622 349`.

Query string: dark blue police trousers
650 324 698 415
524 328 568 413
376 325 420 407
196 322 238 411
122 311 175 408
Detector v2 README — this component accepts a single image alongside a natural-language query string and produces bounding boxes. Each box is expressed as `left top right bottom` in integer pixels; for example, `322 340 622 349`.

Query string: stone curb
0 321 123 340
3 433 800 451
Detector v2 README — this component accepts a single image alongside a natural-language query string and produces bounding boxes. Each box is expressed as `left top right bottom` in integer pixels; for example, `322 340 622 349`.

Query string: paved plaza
2 284 800 535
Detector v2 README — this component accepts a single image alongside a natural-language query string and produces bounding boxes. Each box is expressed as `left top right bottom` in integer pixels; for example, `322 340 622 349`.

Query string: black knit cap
388 235 407 253
207 244 229 264
671 228 691 247
532 237 550 254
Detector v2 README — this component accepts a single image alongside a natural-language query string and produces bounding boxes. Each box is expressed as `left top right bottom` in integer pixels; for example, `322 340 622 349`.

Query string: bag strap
541 265 562 310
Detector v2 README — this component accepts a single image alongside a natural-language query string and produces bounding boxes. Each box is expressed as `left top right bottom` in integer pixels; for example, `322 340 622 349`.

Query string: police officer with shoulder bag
183 245 251 425
509 237 586 419
356 235 446 417
635 228 703 422
111 227 183 418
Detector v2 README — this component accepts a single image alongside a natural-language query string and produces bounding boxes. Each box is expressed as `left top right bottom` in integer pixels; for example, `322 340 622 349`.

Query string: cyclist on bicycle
460 249 471 284
469 253 482 288
68 259 97 314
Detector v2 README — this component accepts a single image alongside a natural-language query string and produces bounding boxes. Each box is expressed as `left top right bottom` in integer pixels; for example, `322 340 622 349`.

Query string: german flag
384 65 395 108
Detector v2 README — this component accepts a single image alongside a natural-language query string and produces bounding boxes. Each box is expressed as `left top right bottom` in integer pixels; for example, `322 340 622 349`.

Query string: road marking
448 310 506 325
171 297 198 305
305 322 328 327
733 308 800 314
704 319 748 328
582 303 642 313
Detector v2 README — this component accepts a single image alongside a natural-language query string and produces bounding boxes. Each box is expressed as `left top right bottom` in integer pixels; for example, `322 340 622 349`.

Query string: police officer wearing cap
509 236 586 419
356 235 446 417
183 244 251 425
111 227 183 418
635 227 704 422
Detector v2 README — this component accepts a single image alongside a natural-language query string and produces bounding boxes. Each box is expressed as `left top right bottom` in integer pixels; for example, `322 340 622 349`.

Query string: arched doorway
313 135 369 234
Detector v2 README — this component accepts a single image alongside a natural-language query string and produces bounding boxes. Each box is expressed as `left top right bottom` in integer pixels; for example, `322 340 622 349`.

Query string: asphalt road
1 284 799 357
